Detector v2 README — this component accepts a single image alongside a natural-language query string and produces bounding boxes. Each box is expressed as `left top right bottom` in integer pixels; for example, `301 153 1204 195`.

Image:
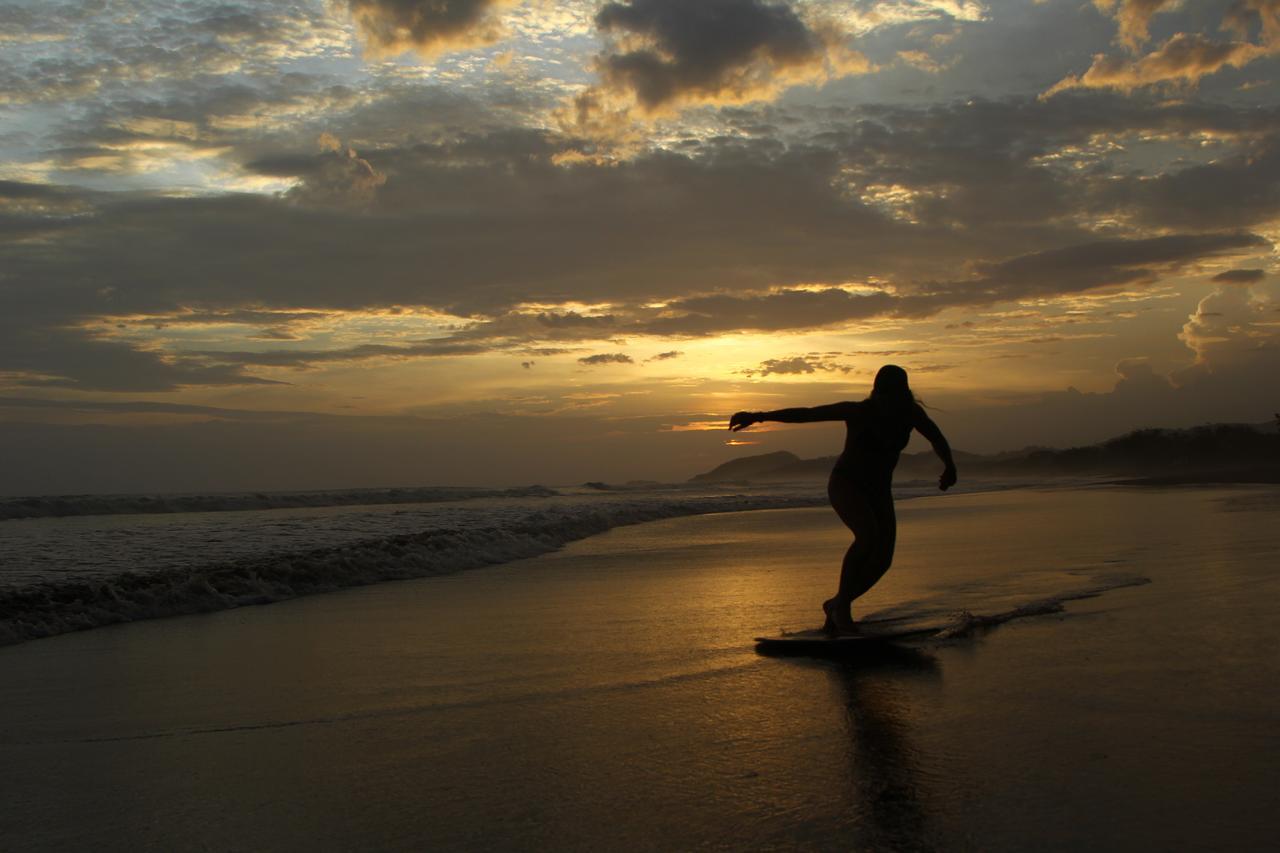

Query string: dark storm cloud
346 0 507 56
591 0 851 111
1211 268 1267 283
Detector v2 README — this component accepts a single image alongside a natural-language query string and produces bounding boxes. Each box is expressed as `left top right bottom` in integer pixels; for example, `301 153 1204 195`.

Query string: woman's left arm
913 406 958 491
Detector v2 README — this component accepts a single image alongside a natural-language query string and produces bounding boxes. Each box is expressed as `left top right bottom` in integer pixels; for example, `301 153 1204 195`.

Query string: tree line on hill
690 420 1280 484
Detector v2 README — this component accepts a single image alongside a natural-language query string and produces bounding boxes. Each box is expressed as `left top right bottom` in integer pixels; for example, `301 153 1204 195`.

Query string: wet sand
2 485 1278 851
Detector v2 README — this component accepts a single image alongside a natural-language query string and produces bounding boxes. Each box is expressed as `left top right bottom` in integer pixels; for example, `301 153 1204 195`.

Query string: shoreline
1103 470 1280 486
3 478 1267 649
0 491 827 648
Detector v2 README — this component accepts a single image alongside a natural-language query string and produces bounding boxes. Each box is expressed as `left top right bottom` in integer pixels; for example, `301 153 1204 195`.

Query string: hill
689 451 804 482
689 420 1280 484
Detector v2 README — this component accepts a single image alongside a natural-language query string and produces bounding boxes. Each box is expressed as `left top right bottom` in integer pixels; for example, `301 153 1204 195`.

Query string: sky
2 0 1279 493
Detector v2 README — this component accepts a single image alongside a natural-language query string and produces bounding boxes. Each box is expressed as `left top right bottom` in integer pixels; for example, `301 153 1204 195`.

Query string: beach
2 484 1278 851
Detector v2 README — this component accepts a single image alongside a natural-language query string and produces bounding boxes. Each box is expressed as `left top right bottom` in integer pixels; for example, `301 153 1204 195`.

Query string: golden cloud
1094 0 1181 51
1048 0 1280 95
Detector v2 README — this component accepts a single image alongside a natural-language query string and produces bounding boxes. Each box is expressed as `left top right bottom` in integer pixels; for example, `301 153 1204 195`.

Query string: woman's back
835 400 916 485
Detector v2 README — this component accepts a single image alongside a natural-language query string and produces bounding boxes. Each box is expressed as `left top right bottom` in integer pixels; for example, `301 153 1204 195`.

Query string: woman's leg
842 489 896 603
824 476 881 632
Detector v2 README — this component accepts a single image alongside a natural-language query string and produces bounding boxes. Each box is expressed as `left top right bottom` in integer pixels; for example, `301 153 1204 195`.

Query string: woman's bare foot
823 598 859 635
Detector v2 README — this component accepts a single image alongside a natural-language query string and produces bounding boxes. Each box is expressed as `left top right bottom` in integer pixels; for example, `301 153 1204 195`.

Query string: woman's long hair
868 364 918 419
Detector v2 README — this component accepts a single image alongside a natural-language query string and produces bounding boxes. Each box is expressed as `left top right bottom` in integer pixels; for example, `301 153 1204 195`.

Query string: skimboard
755 617 939 654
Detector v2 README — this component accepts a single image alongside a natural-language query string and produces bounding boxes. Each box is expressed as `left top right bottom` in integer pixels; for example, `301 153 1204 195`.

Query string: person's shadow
764 645 947 851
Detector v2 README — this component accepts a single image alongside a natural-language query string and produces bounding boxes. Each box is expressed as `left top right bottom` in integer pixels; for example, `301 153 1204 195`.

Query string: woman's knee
849 519 881 548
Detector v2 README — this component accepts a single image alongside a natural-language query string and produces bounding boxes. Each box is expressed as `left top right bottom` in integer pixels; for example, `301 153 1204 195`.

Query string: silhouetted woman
729 365 957 634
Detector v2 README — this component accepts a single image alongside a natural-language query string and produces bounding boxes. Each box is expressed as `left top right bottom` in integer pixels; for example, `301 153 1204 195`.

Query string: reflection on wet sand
783 646 945 851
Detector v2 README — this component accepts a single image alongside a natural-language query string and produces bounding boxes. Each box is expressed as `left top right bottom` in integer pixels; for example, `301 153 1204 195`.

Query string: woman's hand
729 411 758 432
939 466 958 491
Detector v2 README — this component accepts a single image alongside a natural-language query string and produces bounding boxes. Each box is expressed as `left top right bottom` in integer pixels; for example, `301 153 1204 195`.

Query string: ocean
1 483 1276 850
0 478 1030 646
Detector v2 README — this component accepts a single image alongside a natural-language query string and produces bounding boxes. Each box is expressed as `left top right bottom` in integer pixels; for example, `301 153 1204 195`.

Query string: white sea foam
0 489 828 646
0 484 559 520
0 478 1032 647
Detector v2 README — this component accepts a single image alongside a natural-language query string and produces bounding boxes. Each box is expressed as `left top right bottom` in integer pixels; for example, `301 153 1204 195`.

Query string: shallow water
1 479 1034 646
1 485 1277 850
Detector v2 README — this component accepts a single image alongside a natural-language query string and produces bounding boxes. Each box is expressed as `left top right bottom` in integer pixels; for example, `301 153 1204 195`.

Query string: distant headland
690 419 1280 485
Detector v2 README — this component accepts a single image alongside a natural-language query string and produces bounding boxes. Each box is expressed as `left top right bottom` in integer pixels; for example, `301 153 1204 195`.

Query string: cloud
1095 0 1180 51
0 328 284 392
0 396 309 420
637 288 899 336
1047 0 1280 95
0 179 93 219
280 135 386 207
128 308 331 329
165 226 1259 371
1176 279 1280 380
346 0 511 58
2 94 1277 389
1112 356 1172 395
577 353 634 365
1045 34 1265 96
567 0 870 135
1091 133 1280 231
1212 268 1267 283
634 233 1269 337
189 340 497 369
950 232 1270 301
896 49 948 73
0 2 349 106
745 355 852 376
645 350 683 361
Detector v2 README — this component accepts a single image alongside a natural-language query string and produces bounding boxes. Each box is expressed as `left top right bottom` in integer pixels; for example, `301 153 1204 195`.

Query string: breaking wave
0 485 560 521
0 492 823 647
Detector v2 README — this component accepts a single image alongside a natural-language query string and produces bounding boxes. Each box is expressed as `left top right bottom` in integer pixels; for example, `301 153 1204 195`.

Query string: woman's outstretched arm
913 406 958 491
729 402 860 432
